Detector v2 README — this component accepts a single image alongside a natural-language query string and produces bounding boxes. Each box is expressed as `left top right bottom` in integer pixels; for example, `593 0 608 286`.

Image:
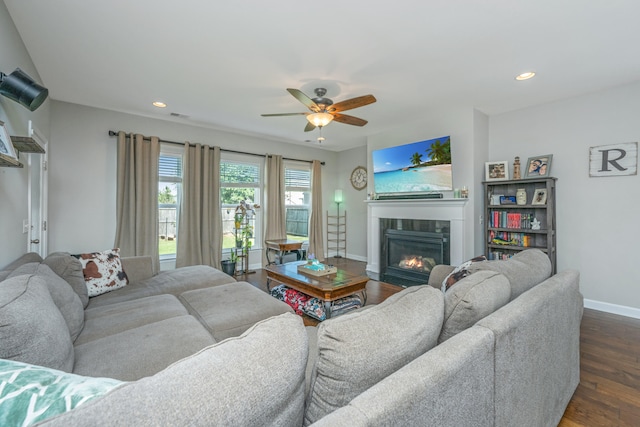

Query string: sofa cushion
9 263 85 342
72 315 216 381
439 270 511 343
39 313 308 427
303 285 444 425
0 358 123 427
468 248 552 300
85 265 236 309
0 274 74 372
43 252 89 308
442 255 487 292
72 248 129 297
75 294 188 345
179 281 293 341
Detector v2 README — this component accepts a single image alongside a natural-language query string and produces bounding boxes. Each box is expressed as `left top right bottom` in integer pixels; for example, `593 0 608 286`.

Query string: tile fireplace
366 199 468 284
381 221 450 287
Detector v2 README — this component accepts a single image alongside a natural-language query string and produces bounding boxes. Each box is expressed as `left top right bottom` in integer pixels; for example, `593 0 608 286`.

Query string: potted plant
234 213 244 229
221 252 237 276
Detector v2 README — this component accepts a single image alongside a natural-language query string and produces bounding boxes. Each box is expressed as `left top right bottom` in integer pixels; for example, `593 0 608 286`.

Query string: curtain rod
108 130 325 165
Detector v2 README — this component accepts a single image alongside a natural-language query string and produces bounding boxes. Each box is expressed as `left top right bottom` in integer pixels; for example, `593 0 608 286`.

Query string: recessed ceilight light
152 101 167 108
515 72 536 81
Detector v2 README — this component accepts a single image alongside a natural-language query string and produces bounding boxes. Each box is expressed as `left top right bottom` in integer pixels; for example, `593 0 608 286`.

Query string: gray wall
0 0 50 264
335 145 368 261
490 81 640 315
48 101 339 268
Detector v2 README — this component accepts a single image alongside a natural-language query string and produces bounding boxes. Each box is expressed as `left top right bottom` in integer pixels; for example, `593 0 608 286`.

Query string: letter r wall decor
589 142 637 177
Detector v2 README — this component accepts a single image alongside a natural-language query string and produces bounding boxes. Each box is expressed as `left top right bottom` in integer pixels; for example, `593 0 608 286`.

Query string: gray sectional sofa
0 249 583 427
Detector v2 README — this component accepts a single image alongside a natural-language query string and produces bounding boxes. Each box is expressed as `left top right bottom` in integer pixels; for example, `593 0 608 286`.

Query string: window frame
158 144 183 261
220 153 263 253
284 161 312 241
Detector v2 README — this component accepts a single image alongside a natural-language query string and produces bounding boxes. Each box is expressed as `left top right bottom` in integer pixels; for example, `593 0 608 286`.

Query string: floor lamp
334 189 343 258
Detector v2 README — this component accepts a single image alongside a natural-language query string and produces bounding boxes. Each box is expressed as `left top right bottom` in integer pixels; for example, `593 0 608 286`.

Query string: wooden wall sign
589 142 637 177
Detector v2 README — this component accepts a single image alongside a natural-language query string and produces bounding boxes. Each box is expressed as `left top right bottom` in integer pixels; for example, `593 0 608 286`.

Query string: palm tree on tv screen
426 137 451 164
410 152 423 166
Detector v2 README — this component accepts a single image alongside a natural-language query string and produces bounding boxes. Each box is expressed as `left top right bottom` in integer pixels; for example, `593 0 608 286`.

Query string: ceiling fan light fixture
515 71 536 81
306 112 333 127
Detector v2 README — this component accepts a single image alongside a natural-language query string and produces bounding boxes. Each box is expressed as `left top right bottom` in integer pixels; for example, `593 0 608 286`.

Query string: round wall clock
350 166 367 190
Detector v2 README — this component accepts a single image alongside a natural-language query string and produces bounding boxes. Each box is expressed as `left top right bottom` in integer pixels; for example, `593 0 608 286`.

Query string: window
220 156 262 251
285 163 311 242
158 151 182 258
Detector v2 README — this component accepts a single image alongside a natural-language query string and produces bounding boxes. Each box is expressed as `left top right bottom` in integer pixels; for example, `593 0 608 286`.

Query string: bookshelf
484 177 556 273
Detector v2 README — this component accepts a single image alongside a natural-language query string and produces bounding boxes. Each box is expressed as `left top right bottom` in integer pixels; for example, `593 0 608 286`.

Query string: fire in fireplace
380 220 450 287
398 255 436 272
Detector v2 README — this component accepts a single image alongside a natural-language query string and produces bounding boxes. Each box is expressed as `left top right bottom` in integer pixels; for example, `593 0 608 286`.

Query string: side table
265 239 303 265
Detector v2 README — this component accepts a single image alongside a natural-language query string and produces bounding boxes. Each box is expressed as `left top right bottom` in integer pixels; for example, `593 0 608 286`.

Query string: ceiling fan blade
261 112 308 117
287 88 321 112
330 95 376 113
332 113 368 126
304 122 316 132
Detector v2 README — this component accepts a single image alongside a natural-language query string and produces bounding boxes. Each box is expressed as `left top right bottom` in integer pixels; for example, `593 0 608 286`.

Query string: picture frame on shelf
490 194 504 206
531 188 548 205
524 154 553 178
499 195 517 205
485 161 509 181
0 120 19 161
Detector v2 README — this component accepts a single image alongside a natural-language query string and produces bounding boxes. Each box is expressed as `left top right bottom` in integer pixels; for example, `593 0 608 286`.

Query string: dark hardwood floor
241 257 640 426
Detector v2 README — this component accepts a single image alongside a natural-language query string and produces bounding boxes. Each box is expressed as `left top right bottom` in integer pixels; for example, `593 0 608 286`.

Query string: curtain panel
265 154 287 240
114 132 160 273
308 160 324 261
176 143 222 268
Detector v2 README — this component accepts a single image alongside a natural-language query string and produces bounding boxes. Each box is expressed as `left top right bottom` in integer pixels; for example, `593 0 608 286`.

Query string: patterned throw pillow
0 359 122 426
72 249 129 297
441 255 487 292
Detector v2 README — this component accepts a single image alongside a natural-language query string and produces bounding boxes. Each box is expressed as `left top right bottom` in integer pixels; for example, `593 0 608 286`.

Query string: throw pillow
441 255 487 292
43 252 89 308
0 274 74 372
303 285 444 425
439 270 511 343
72 249 129 297
467 248 552 301
8 263 85 342
0 359 123 427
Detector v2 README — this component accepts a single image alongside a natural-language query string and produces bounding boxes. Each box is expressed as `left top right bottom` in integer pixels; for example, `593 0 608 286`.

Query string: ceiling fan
261 88 376 132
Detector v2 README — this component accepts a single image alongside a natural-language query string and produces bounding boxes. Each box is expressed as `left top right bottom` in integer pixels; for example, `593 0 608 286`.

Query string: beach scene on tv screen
373 136 452 194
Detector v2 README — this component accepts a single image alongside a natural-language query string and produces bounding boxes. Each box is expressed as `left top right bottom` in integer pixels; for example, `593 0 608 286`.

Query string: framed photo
490 194 504 205
531 188 548 205
500 195 517 205
0 120 18 160
525 154 552 178
485 161 509 181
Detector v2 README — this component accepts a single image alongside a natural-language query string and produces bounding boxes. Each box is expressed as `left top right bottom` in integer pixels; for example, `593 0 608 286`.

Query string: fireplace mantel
366 198 468 279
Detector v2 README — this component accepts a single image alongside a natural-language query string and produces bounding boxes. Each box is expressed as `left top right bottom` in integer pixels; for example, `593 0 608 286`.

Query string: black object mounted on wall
0 68 49 111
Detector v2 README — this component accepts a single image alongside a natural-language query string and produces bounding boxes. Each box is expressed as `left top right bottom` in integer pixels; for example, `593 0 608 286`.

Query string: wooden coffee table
265 261 369 319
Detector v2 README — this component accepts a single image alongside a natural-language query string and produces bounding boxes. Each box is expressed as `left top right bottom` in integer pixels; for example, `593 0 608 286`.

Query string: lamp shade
334 189 344 203
0 68 49 111
306 112 334 127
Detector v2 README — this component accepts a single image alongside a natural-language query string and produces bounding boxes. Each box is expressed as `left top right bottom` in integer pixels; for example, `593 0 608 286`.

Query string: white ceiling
5 1 640 151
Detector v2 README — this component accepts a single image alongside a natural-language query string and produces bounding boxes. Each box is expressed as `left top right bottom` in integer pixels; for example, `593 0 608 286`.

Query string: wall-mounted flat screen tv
372 135 452 195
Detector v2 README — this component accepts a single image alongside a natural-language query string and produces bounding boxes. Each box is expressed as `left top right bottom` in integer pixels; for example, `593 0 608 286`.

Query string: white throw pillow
72 249 129 297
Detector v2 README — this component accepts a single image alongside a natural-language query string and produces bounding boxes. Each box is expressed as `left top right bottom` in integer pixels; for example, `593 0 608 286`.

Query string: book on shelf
489 211 535 229
488 230 532 247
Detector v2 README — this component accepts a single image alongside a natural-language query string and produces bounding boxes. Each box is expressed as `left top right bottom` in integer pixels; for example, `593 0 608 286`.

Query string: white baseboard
345 253 367 262
584 298 640 320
